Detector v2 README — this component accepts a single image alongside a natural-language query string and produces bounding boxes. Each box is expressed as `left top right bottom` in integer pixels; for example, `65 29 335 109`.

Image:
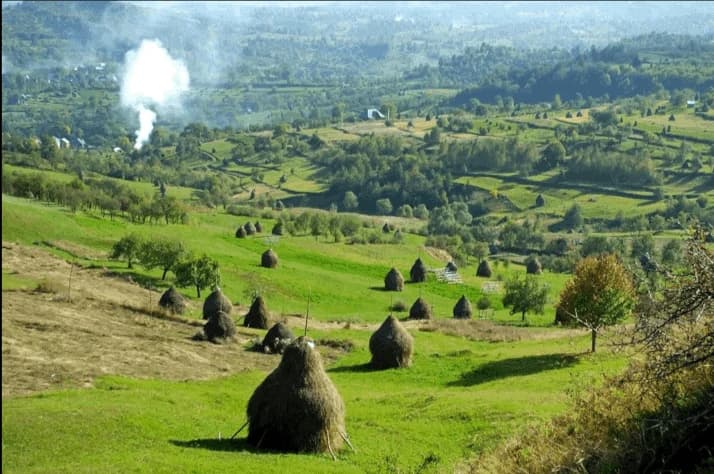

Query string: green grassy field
1 195 569 326
1 326 625 473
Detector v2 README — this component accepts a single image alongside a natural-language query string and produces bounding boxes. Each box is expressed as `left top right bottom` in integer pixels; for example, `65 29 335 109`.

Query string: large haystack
526 256 543 274
158 286 186 314
246 336 346 453
236 226 247 238
410 258 427 283
203 311 236 343
409 297 432 320
261 249 278 268
203 288 233 320
245 295 270 329
476 260 492 277
369 315 413 369
262 322 294 354
453 295 473 319
446 261 458 272
384 267 404 291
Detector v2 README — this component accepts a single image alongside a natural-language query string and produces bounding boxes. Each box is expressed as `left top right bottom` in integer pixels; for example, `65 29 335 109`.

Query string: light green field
1 326 625 473
2 195 568 326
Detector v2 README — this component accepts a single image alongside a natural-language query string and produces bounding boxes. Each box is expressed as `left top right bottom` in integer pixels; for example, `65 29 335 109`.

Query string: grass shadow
170 438 254 452
447 353 580 387
328 362 380 373
369 286 393 292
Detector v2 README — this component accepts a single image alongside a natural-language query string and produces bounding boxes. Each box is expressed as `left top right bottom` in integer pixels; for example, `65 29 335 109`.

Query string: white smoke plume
120 39 189 150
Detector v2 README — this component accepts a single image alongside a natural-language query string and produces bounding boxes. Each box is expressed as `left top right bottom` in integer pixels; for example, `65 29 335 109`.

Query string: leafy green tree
174 254 221 298
558 254 636 352
343 191 359 211
563 203 584 230
502 275 549 322
141 238 186 280
110 233 145 269
660 239 682 267
631 233 656 260
376 198 393 215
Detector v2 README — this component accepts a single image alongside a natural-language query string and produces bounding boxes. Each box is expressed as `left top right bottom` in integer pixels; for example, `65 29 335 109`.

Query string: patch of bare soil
1 242 346 398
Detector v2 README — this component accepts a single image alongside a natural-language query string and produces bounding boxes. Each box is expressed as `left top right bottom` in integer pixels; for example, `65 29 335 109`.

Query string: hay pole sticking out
67 260 74 302
230 420 249 440
326 429 336 461
304 289 311 336
339 431 355 452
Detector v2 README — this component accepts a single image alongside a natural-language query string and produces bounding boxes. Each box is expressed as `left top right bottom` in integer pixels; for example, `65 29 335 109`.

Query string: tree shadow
170 438 255 452
328 362 380 373
447 353 580 387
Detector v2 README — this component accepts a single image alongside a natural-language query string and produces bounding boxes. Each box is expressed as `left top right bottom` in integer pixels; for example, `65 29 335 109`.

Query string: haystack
246 336 346 453
254 221 263 233
203 288 233 320
236 226 247 238
262 322 294 354
535 194 545 207
261 249 278 268
409 297 432 320
244 221 257 235
410 258 427 283
369 315 413 369
384 267 404 291
453 295 472 319
158 286 186 314
476 260 492 277
526 256 543 274
446 261 458 272
245 295 269 329
203 310 236 343
554 306 573 325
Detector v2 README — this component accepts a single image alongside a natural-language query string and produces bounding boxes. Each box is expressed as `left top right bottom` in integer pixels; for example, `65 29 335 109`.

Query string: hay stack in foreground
384 267 404 291
158 286 186 314
203 288 233 320
203 310 236 343
453 295 472 319
369 315 413 369
246 336 346 453
261 249 278 268
262 322 294 354
245 296 270 329
476 260 492 277
410 258 427 283
409 297 432 320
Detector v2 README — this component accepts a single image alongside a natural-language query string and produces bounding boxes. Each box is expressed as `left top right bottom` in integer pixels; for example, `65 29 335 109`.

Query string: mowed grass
2 195 569 325
1 327 626 473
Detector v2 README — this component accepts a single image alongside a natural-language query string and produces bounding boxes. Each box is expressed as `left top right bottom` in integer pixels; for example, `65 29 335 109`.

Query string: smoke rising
120 39 189 150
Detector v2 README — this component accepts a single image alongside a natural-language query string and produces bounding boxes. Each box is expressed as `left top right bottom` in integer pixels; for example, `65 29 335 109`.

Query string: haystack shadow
328 362 380 373
448 353 580 387
170 438 254 452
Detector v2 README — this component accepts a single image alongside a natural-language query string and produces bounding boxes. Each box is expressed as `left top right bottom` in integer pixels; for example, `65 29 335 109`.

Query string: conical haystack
410 258 427 283
476 260 492 277
158 286 186 314
203 310 236 343
246 336 346 453
254 221 263 233
261 249 278 268
453 295 472 319
446 261 458 272
236 226 247 238
369 315 413 369
244 221 257 235
203 288 233 320
262 322 294 354
409 297 432 320
245 295 269 329
384 267 404 291
526 257 543 274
